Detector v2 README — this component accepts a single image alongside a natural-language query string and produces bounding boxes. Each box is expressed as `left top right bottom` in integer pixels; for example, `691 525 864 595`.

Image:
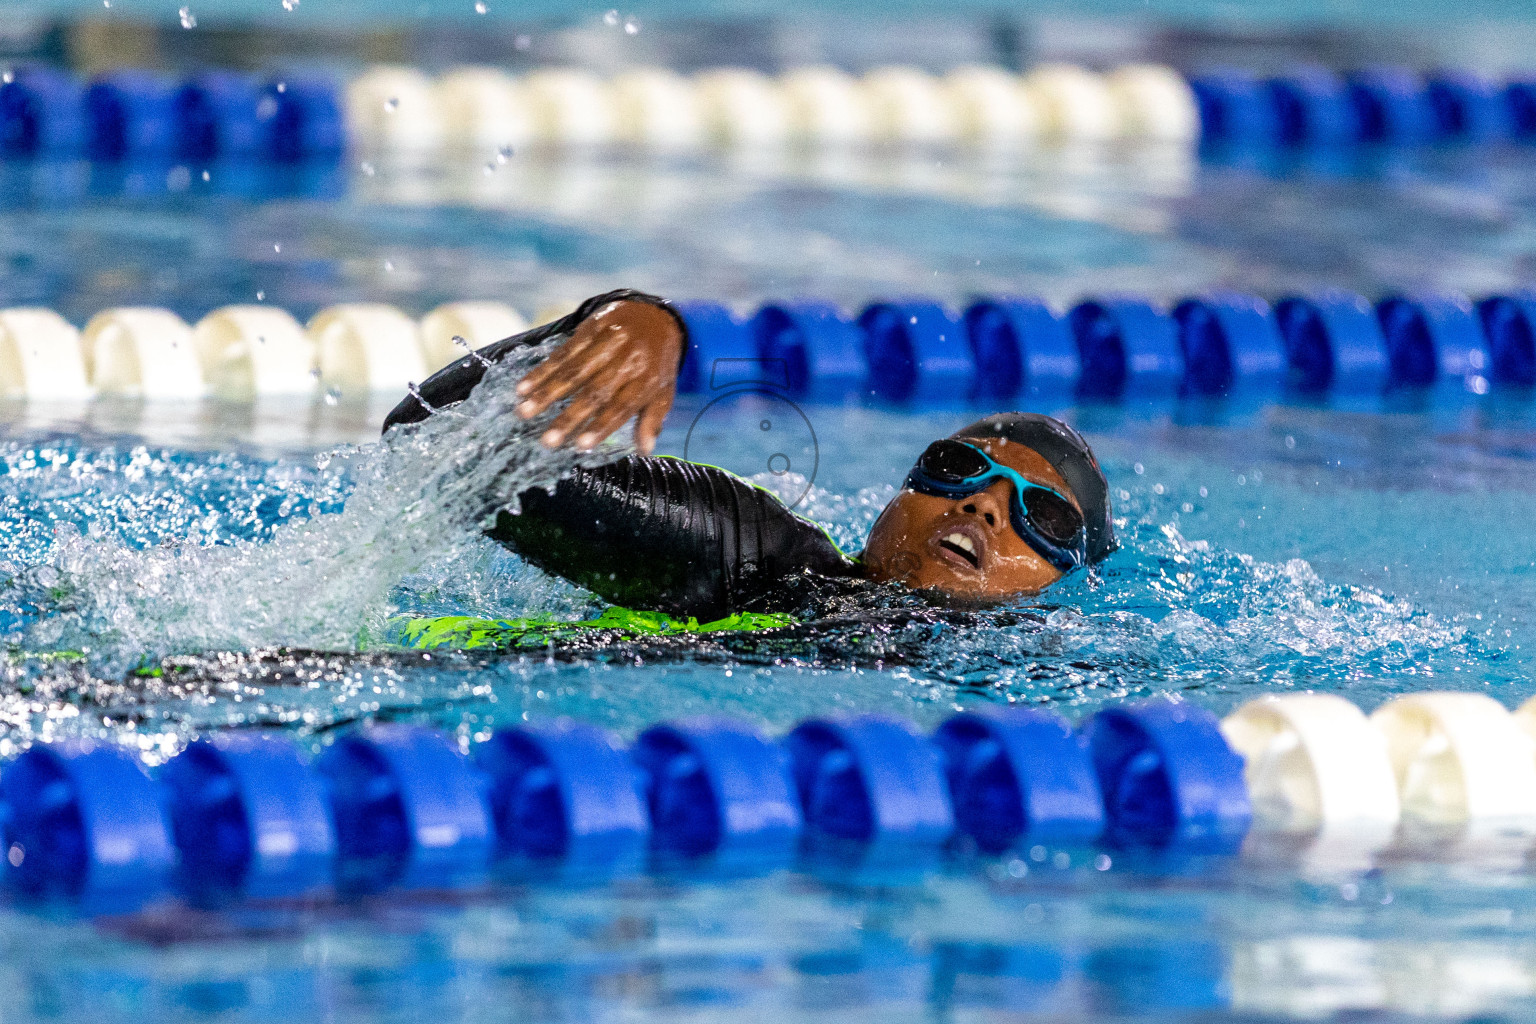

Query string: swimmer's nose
959 489 1006 533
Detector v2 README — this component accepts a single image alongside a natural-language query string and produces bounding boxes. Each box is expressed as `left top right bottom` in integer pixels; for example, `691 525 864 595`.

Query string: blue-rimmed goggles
903 439 1087 573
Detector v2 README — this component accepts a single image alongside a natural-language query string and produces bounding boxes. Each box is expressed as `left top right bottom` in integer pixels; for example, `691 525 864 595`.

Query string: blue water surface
0 51 1531 1020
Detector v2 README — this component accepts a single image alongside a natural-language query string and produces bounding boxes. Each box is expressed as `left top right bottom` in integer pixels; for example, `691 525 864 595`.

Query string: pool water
0 388 1533 1020
2 54 1536 1019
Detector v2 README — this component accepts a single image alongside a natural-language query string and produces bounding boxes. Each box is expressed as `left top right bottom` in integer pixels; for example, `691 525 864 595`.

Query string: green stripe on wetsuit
397 606 797 651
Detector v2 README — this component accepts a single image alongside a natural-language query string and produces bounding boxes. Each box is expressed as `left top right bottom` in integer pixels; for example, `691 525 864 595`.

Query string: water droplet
474 0 487 11
200 169 211 181
256 335 266 345
384 96 399 112
384 260 394 272
273 242 281 253
1 71 12 85
514 33 531 49
308 367 321 381
324 387 341 406
623 16 639 34
275 81 286 93
496 145 512 163
282 0 299 9
360 160 375 176
102 0 111 7
453 335 471 351
603 8 619 25
255 290 265 301
178 6 196 28
483 161 495 175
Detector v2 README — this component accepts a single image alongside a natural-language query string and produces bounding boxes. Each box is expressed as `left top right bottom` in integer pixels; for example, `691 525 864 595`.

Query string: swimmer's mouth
933 524 984 570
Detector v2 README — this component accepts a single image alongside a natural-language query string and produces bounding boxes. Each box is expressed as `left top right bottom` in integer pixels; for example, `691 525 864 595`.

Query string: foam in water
15 340 631 666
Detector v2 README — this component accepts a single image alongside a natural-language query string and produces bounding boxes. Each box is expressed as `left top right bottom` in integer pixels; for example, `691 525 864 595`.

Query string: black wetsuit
384 289 862 621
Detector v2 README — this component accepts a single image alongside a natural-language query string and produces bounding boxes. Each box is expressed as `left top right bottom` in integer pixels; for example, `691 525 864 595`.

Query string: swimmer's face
862 436 1080 600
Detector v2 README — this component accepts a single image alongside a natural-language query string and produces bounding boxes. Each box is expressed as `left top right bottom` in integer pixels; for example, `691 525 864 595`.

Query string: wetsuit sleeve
486 455 859 622
381 289 689 432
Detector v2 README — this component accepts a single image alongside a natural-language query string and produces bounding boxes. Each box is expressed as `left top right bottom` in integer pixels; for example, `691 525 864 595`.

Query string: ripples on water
0 390 1517 755
0 391 1529 1019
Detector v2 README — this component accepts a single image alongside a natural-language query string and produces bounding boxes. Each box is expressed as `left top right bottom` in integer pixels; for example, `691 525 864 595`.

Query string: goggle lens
908 439 1086 554
915 439 992 482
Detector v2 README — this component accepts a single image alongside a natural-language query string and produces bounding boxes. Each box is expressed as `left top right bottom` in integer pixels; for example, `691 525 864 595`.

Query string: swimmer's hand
513 298 682 455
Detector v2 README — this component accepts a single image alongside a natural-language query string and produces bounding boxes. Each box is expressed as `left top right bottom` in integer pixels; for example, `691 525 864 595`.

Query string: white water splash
23 341 629 661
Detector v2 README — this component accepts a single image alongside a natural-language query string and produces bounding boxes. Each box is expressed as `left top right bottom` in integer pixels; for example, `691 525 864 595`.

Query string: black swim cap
950 412 1118 565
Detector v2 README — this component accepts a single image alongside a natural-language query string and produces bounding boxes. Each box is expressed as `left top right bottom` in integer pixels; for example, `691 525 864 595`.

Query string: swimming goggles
903 439 1087 573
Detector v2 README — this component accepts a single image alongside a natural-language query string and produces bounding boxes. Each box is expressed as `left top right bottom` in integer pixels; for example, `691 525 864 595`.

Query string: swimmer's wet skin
384 289 1116 647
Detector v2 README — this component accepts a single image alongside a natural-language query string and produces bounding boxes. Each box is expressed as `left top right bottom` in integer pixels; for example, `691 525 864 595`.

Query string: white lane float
611 69 706 152
0 308 91 401
1024 63 1119 141
347 65 444 155
1370 692 1536 833
418 301 529 372
193 306 316 401
1222 693 1401 837
308 304 428 396
434 67 536 156
781 67 874 148
82 308 205 399
523 69 619 148
862 66 959 148
695 68 791 148
1105 63 1201 142
943 65 1043 151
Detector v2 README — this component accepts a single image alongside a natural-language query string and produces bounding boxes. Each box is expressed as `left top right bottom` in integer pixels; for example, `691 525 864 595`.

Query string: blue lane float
670 289 1532 404
785 715 954 853
674 301 757 393
632 716 801 863
261 77 347 162
0 66 87 158
934 708 1105 853
961 297 1080 400
1511 80 1536 141
316 725 492 894
1376 293 1491 392
751 301 867 400
1267 67 1359 146
0 704 1254 916
1426 70 1512 143
175 72 266 161
476 720 647 870
0 742 174 911
1084 700 1251 852
858 300 975 402
1188 70 1280 146
1347 67 1438 145
1069 298 1184 399
85 71 179 161
162 734 334 903
1476 293 1536 387
1172 293 1287 397
1273 291 1391 393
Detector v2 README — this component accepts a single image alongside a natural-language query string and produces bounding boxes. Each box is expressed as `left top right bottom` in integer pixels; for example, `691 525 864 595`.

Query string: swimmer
385 289 1116 622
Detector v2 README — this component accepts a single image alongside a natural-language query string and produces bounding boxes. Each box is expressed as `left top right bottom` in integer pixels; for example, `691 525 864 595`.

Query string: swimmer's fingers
515 322 613 416
573 378 656 451
540 370 635 448
633 394 673 456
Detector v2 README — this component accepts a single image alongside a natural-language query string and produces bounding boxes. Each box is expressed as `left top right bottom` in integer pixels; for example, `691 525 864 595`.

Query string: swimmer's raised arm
382 288 687 454
514 297 682 454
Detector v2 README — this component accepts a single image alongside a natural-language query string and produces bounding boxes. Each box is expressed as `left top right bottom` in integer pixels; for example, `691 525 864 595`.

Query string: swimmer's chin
862 556 1055 608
